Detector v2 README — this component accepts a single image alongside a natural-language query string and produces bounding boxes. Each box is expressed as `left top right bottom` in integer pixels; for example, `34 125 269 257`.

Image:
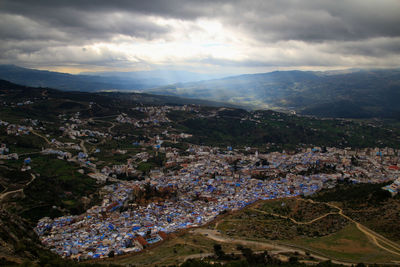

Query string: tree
213 244 225 259
289 256 299 264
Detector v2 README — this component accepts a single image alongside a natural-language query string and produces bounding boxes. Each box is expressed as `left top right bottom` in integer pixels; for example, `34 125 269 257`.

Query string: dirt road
193 228 354 266
250 208 337 225
31 129 51 145
0 174 35 202
325 201 400 257
79 139 87 154
250 198 400 258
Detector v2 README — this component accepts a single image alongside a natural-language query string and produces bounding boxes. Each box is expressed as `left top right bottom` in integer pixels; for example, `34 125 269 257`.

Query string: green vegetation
136 153 166 174
162 141 190 151
1 78 400 266
172 110 400 149
16 155 100 222
0 166 31 189
310 181 392 205
95 150 132 166
181 248 347 267
112 123 145 136
216 200 348 240
290 224 400 263
259 199 337 221
101 232 236 266
310 182 400 242
0 132 47 154
151 69 400 120
211 191 400 265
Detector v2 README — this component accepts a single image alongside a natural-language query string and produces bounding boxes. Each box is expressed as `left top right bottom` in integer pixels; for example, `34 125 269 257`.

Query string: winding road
250 208 338 225
192 228 354 266
0 173 36 202
207 198 400 264
79 139 87 154
323 201 400 257
31 129 51 145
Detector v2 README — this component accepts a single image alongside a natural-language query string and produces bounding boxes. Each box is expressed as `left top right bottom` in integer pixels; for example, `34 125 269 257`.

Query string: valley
0 80 399 266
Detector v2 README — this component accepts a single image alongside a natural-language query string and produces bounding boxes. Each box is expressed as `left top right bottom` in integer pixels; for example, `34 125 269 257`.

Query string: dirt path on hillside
0 174 35 202
107 122 116 133
296 198 400 257
193 228 353 266
79 139 87 154
324 201 400 257
31 129 51 145
215 198 400 261
250 208 338 225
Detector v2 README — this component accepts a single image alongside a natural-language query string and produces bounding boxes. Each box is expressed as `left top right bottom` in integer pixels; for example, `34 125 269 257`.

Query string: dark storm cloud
0 9 170 42
325 38 400 58
220 0 400 42
196 53 345 68
2 0 400 42
0 0 399 70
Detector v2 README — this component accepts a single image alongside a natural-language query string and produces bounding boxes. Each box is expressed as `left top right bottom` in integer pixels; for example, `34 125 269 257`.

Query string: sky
0 0 400 74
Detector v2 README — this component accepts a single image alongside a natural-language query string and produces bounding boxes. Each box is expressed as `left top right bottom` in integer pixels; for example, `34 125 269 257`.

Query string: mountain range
149 69 400 119
0 65 226 92
1 65 400 119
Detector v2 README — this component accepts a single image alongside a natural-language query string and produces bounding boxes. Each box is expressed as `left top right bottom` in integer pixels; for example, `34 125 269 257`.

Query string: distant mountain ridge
0 79 240 109
1 65 400 119
149 68 400 119
80 69 226 84
0 65 226 92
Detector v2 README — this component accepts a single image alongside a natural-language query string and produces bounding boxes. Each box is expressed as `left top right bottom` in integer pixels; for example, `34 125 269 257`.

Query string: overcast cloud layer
0 0 399 74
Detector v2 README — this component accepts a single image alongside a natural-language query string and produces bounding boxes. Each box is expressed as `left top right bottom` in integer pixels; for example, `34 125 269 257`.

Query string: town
1 94 400 263
34 144 400 260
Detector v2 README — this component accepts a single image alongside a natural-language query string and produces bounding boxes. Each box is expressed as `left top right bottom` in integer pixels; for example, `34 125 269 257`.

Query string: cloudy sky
1 0 400 74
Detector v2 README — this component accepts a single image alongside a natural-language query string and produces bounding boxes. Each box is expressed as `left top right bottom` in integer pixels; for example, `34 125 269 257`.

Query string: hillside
3 65 400 120
0 79 239 111
0 80 400 265
209 182 400 265
150 69 400 119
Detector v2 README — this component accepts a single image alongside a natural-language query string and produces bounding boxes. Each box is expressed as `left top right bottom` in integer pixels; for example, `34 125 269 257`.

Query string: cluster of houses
60 124 110 140
35 146 399 260
1 102 399 261
117 105 200 127
6 124 31 136
0 143 18 160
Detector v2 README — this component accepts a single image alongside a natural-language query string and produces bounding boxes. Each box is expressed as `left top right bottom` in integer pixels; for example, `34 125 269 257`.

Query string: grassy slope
214 197 400 264
289 224 400 263
93 232 240 266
